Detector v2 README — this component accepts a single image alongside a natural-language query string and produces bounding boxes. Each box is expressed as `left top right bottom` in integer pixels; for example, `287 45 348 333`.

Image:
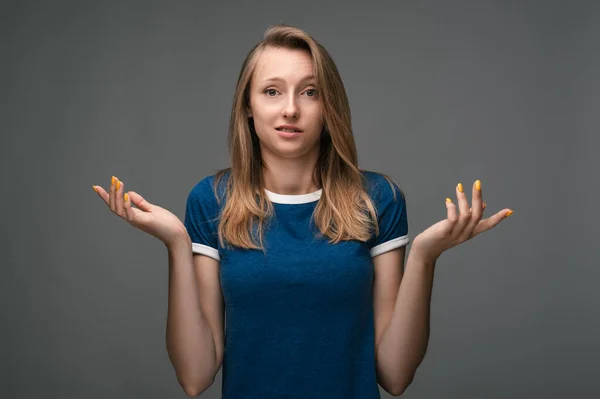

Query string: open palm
93 176 188 246
412 180 513 262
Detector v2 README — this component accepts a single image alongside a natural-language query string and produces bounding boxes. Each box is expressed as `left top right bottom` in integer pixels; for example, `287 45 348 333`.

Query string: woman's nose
282 96 299 118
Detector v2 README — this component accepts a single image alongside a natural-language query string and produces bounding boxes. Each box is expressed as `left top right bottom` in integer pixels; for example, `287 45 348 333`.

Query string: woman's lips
275 128 303 138
276 127 302 132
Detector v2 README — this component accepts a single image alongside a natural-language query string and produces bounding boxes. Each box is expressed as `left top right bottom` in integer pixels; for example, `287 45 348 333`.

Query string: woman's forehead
253 47 314 83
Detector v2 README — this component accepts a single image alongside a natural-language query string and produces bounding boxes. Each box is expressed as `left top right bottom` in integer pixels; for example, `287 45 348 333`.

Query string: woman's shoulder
360 169 405 199
360 169 388 185
188 168 231 203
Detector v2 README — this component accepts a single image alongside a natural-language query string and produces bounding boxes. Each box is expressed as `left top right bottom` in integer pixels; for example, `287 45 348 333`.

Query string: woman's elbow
182 382 207 397
389 374 414 396
180 375 215 397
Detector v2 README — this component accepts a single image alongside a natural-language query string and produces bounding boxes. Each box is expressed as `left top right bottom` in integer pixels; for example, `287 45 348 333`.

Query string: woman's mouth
275 127 302 133
275 127 303 138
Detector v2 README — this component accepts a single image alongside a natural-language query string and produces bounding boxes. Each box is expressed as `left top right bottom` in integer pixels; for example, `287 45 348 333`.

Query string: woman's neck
261 149 320 195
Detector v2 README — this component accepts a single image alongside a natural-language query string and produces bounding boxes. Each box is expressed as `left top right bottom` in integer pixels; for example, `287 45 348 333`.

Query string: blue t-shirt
184 170 409 399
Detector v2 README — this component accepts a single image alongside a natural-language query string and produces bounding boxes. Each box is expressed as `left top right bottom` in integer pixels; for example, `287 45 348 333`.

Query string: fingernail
483 201 487 208
475 180 481 191
111 176 115 186
124 193 129 202
446 198 452 203
457 183 463 193
116 180 121 190
93 185 98 193
505 210 513 217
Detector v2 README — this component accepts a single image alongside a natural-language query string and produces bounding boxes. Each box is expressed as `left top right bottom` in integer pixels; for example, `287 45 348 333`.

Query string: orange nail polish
475 180 481 191
93 185 98 193
111 176 115 186
116 180 121 190
505 210 513 217
457 183 463 193
124 193 129 202
446 198 452 203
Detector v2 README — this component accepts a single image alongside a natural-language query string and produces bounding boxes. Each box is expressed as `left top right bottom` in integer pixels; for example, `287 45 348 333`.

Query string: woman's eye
305 89 317 97
265 89 278 96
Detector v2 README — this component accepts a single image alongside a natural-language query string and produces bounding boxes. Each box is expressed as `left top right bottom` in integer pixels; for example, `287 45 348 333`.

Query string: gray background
2 0 598 398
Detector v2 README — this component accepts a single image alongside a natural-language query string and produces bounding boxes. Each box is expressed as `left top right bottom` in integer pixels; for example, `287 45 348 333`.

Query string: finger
471 209 514 238
460 180 483 241
123 191 136 221
114 177 124 217
469 201 486 213
446 197 458 227
127 191 153 212
109 176 116 212
93 185 110 206
451 182 470 238
471 180 483 215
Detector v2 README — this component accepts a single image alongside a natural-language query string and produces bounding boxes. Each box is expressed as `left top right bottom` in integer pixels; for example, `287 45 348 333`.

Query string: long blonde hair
215 24 387 251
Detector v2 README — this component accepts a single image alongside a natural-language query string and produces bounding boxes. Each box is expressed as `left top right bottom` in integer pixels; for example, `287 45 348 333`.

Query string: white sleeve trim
192 243 220 261
370 235 410 257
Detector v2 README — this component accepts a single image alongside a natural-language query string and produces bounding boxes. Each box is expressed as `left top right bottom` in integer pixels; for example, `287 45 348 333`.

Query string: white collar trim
264 188 322 204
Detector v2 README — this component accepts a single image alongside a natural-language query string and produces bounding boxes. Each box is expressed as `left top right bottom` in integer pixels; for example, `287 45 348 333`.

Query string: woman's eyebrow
262 75 316 84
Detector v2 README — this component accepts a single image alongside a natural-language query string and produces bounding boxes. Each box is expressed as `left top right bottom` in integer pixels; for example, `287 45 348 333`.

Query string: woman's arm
375 246 436 395
165 235 224 397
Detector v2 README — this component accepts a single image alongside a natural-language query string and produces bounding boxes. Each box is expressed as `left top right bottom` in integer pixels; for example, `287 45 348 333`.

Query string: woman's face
248 46 323 160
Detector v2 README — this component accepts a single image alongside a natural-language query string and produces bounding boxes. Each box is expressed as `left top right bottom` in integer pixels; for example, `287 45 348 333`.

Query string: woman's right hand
93 176 189 247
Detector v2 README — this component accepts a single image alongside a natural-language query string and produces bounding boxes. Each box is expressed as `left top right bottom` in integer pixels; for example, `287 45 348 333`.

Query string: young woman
93 25 513 398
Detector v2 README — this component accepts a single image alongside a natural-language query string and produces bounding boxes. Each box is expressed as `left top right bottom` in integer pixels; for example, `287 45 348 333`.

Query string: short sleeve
367 175 409 257
184 176 221 261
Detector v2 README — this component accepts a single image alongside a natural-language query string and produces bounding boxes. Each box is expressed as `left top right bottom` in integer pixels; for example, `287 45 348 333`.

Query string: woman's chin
265 143 320 161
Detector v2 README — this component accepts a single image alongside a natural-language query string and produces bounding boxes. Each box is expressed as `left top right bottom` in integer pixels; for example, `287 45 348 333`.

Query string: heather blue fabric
184 170 409 399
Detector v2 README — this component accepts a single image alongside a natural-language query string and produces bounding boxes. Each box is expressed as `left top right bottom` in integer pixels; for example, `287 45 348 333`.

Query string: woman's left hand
411 180 513 263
